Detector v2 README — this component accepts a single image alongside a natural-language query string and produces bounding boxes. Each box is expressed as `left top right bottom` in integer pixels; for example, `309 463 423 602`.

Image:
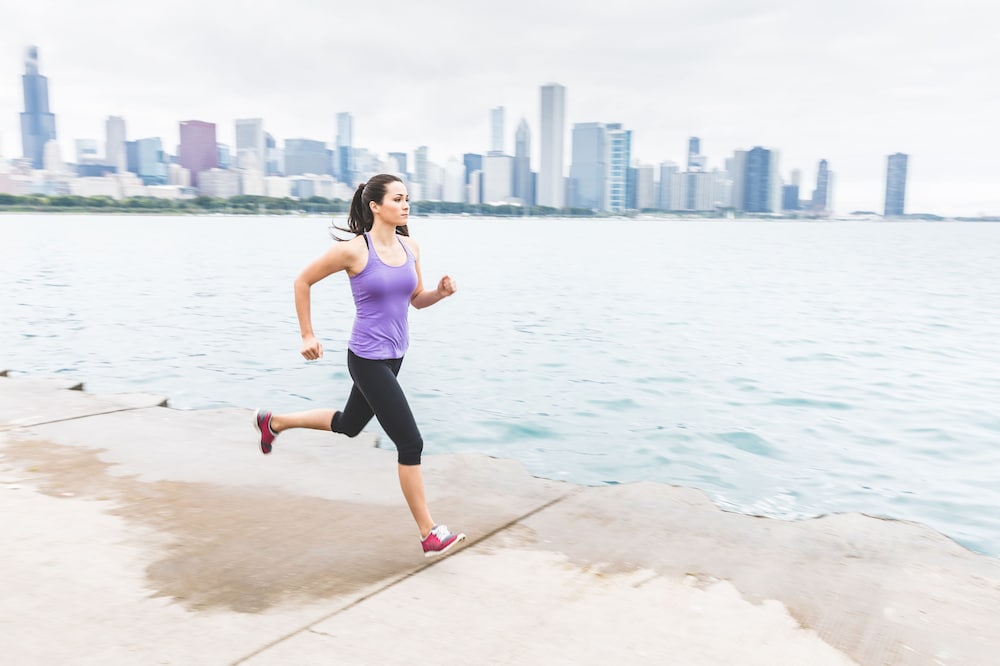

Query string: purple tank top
347 232 418 359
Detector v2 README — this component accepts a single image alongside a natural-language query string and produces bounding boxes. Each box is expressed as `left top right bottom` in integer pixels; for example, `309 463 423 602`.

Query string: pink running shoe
253 409 278 454
421 525 466 558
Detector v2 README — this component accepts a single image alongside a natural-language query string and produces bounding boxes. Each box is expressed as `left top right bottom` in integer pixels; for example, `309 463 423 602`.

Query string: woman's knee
397 438 424 466
331 411 365 438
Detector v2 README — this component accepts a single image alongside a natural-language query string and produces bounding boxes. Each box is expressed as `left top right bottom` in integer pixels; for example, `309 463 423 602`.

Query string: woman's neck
368 221 398 245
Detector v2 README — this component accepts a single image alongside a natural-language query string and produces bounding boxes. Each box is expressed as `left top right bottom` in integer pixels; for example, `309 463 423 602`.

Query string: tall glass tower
336 112 353 184
20 46 57 169
743 146 779 213
811 159 831 211
884 153 908 216
235 118 265 171
490 107 505 154
606 123 631 213
513 119 532 205
539 83 566 209
569 122 606 210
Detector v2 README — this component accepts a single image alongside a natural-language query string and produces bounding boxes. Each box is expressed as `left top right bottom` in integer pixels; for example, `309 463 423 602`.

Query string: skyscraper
884 153 908 216
539 83 566 209
606 123 631 213
105 116 127 173
336 112 353 184
741 146 780 213
490 106 505 153
414 146 429 199
658 162 679 210
20 46 57 169
513 119 532 205
569 122 606 210
463 152 483 203
687 137 705 171
633 163 656 210
811 159 832 212
388 152 408 177
482 153 513 203
75 139 99 164
284 139 328 176
235 118 265 171
178 120 218 187
135 137 166 185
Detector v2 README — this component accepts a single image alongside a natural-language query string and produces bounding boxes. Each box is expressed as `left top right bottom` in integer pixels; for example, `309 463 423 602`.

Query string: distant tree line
4 193 986 220
0 193 350 214
0 193 600 217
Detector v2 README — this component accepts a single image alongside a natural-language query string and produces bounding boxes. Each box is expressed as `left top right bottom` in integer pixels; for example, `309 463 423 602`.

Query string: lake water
3 214 999 557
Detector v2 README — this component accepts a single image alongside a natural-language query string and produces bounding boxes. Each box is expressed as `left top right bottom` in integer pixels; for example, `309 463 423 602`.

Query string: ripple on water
770 397 852 410
586 397 641 410
714 431 781 458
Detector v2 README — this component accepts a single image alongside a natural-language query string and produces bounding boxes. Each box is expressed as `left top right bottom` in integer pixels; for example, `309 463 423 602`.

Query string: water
3 214 999 557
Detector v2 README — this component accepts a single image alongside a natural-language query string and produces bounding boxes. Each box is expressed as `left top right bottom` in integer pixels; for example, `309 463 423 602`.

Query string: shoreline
3 372 999 664
3 208 998 222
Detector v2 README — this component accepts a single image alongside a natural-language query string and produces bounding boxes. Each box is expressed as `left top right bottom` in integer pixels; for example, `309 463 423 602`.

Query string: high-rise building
388 152 408 177
336 112 353 184
483 153 513 203
43 139 65 173
782 184 801 211
634 163 656 210
443 157 466 202
414 146 429 200
20 46 57 169
569 122 606 210
284 138 328 176
490 106 505 153
75 139 99 164
178 120 218 187
235 118 265 171
463 153 482 203
539 83 566 209
105 116 127 173
513 119 532 205
135 137 166 185
264 132 282 176
811 159 832 212
670 169 720 211
728 151 746 212
658 162 679 210
606 123 631 213
687 137 705 171
217 143 231 170
741 146 780 213
884 153 908 216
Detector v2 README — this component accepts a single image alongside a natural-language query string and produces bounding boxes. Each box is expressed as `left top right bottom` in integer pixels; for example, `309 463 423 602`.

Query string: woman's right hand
301 335 323 360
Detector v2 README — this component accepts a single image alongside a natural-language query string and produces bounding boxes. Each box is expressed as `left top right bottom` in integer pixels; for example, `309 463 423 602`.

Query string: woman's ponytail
332 174 405 240
347 182 371 235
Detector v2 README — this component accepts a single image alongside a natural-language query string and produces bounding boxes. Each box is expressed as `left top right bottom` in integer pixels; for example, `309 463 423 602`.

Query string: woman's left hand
437 275 457 298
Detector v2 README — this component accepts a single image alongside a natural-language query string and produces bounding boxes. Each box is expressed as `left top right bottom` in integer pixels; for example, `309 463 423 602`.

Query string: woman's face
373 181 410 226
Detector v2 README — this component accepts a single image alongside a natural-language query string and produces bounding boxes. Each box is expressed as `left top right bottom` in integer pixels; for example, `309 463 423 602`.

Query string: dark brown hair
334 173 409 239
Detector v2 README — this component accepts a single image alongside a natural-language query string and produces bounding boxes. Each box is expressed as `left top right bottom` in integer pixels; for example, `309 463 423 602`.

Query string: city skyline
2 0 998 216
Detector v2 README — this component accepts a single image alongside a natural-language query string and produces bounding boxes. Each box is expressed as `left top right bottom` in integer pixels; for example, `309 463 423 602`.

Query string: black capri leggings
330 349 424 466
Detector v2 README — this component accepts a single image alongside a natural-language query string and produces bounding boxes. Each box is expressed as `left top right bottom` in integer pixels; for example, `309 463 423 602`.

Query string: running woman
254 173 465 558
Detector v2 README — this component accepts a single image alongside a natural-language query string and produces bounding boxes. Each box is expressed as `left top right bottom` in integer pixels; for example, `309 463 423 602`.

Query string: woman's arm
405 237 457 309
294 238 363 359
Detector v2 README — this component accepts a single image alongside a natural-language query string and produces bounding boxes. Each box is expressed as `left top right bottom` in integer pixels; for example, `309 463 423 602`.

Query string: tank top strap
398 234 415 262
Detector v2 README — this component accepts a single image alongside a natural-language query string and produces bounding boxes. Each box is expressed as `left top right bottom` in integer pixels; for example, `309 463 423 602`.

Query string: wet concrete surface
3 373 999 665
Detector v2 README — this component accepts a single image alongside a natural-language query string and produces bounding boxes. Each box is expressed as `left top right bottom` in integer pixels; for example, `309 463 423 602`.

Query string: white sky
2 0 998 215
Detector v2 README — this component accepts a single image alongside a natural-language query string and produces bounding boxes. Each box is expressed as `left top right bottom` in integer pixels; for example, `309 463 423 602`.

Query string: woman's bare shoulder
399 234 421 253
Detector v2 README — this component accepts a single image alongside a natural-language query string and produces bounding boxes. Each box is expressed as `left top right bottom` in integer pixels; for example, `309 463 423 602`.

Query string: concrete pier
2 373 998 665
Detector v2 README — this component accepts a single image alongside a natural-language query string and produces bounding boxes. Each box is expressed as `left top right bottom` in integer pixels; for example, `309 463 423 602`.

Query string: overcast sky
2 0 997 215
